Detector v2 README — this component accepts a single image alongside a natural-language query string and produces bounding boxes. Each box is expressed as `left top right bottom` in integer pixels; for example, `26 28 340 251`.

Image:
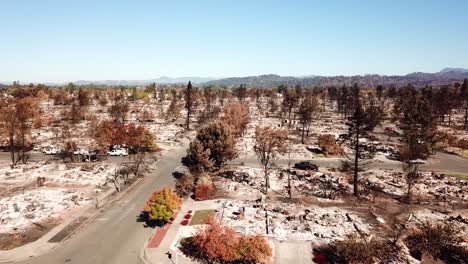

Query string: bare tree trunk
186 108 190 130
301 123 305 144
9 134 16 167
464 107 468 130
287 151 292 200
407 183 412 200
21 134 25 164
353 125 360 196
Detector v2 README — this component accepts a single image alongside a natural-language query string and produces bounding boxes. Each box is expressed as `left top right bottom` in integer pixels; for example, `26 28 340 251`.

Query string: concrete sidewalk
275 240 312 264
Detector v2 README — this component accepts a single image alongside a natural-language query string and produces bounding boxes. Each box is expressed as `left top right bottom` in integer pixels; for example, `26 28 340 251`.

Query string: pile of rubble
294 172 345 200
408 209 468 239
0 162 116 234
0 188 91 233
418 173 468 201
53 164 117 187
0 162 56 187
0 162 117 189
218 167 345 200
148 121 184 143
220 200 370 243
364 169 468 201
218 167 287 198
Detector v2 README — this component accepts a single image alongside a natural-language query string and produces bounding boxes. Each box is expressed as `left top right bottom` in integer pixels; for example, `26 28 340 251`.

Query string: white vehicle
73 149 91 155
107 148 128 156
32 146 41 152
409 159 426 164
43 147 60 155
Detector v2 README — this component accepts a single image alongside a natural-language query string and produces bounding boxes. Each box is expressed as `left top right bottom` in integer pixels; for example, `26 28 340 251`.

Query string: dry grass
190 210 215 225
446 147 468 159
446 172 468 180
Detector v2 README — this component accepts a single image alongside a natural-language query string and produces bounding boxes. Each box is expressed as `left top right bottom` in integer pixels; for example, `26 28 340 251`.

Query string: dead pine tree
185 81 193 130
0 97 36 167
349 84 362 196
286 137 293 200
399 141 424 202
403 162 420 201
297 95 318 144
346 84 383 196
460 78 468 130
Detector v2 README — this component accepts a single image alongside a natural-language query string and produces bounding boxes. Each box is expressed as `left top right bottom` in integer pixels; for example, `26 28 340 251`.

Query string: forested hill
203 69 468 88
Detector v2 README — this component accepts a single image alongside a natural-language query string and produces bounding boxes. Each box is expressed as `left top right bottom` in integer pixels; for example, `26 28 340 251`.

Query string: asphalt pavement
230 152 468 175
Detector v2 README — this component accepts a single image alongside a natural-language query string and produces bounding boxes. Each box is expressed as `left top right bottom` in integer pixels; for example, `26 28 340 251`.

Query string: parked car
73 149 87 155
409 159 426 164
32 146 41 152
386 152 400 161
43 147 60 155
306 145 323 154
73 149 97 156
81 152 99 162
293 161 318 171
107 148 128 156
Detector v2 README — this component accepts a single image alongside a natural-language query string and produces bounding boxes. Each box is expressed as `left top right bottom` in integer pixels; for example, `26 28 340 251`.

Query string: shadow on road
136 211 167 228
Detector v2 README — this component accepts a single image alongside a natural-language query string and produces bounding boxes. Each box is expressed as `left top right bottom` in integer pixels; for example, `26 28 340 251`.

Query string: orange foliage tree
92 121 156 153
194 183 216 201
0 97 38 166
181 216 272 263
318 134 342 156
237 235 273 263
222 102 250 137
143 187 182 223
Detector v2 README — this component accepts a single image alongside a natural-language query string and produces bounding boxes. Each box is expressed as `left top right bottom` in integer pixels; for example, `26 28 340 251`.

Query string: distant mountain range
204 68 468 87
439 67 468 74
203 74 300 87
72 76 216 86
2 68 468 88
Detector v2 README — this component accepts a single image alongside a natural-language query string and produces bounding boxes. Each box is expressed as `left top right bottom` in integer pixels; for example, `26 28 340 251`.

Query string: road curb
138 227 157 264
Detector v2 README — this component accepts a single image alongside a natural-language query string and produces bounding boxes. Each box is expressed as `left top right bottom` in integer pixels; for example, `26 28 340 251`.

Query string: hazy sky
1 0 468 83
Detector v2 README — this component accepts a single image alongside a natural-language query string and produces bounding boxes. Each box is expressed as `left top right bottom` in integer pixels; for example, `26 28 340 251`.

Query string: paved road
0 151 139 165
425 152 468 173
8 146 187 264
231 151 468 174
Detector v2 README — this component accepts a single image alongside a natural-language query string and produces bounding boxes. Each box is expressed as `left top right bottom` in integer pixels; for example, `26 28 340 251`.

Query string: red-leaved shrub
181 216 272 263
194 184 215 201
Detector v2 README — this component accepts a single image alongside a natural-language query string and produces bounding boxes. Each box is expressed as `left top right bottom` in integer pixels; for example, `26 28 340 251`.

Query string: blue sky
1 0 468 83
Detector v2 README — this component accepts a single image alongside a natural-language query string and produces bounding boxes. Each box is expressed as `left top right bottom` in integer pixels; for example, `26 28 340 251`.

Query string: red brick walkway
147 212 179 248
147 224 170 248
